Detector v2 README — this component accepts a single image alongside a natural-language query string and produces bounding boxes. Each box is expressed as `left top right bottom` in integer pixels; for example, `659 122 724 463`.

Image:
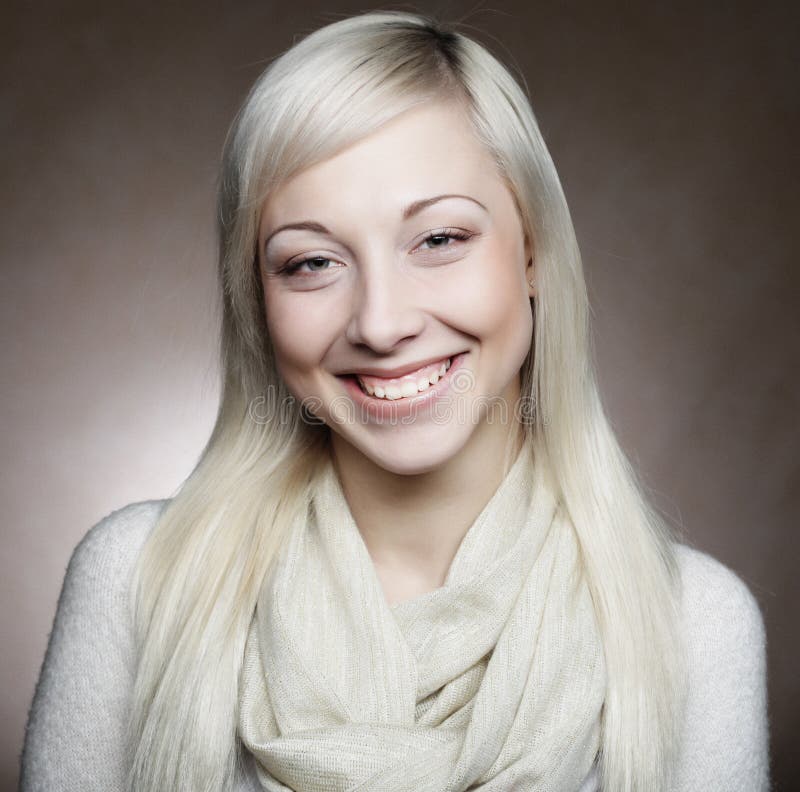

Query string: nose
344 254 425 353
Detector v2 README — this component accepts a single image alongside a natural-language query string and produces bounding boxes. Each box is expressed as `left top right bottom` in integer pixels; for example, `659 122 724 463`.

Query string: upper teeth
358 357 452 400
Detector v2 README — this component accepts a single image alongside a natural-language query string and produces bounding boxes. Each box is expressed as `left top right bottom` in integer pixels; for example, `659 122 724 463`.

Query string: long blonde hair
128 11 687 791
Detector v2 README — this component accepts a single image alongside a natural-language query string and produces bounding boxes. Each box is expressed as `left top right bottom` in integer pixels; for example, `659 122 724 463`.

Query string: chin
337 421 473 476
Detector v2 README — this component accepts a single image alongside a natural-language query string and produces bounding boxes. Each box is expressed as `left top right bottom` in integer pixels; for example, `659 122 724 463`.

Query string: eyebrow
262 193 488 251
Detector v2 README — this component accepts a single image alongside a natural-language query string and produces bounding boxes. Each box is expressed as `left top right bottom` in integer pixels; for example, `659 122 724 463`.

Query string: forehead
259 102 503 230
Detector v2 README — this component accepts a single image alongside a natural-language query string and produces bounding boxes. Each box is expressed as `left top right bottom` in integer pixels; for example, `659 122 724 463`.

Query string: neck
329 418 526 604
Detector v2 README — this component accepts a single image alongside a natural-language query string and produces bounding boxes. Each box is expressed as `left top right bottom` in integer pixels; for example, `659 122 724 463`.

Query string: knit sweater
18 499 771 791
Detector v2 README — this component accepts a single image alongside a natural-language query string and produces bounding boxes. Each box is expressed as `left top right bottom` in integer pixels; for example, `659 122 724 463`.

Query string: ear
524 235 535 298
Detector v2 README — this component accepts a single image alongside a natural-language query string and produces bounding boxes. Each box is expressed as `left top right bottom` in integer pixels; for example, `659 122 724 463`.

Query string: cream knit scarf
239 446 606 791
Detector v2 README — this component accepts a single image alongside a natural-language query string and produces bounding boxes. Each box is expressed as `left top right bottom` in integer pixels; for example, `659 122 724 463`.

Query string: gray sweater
18 500 771 791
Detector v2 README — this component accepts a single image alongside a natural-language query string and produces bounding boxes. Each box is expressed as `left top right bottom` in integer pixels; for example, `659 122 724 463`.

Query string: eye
415 228 474 253
278 256 341 277
274 227 475 279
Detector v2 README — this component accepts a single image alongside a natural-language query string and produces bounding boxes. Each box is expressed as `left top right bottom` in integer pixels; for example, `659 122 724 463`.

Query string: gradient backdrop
2 2 797 790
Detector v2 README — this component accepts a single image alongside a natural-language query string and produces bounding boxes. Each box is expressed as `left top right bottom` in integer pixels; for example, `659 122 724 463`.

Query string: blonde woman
19 10 769 792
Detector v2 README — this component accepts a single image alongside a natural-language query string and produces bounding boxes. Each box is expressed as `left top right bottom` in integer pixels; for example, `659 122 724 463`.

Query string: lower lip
338 352 469 421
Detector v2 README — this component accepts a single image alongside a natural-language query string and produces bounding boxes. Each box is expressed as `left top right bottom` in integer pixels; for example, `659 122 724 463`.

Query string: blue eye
417 229 473 251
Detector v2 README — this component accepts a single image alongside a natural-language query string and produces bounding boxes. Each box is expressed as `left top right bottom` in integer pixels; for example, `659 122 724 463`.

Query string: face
257 101 535 475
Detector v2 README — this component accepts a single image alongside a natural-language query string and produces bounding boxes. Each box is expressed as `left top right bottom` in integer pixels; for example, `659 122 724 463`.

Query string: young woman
19 10 769 792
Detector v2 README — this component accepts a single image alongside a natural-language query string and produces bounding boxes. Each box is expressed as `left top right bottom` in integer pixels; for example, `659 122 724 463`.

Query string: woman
19 10 769 792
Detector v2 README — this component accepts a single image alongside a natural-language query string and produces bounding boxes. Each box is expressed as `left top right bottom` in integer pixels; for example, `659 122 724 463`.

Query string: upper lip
340 353 459 379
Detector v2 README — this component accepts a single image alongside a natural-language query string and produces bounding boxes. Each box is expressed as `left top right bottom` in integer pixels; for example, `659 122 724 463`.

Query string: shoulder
669 543 770 790
20 499 172 790
59 499 171 621
27 499 170 708
673 542 766 658
70 498 169 569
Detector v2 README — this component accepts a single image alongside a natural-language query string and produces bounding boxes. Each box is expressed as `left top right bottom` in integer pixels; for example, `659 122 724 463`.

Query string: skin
258 101 536 605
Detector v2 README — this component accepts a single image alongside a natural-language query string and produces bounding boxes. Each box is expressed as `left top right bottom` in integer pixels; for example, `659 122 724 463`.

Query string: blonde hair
128 10 687 792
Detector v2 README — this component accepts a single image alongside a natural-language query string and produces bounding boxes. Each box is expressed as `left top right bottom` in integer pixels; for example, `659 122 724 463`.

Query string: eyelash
276 228 474 277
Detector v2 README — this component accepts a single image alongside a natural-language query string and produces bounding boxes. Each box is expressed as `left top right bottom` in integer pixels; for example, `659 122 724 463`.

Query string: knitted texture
19 490 771 791
239 446 605 791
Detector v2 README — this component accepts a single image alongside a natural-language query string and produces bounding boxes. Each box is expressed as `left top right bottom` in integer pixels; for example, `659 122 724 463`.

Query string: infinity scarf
238 446 606 791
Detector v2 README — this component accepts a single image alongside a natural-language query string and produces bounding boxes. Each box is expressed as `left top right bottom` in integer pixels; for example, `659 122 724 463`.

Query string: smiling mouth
354 357 453 400
337 353 461 402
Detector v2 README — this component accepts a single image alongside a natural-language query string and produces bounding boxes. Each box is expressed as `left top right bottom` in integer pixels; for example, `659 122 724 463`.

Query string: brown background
2 1 797 789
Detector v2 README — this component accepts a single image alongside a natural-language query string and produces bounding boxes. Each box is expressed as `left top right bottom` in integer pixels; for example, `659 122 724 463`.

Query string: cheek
452 243 531 341
263 288 330 376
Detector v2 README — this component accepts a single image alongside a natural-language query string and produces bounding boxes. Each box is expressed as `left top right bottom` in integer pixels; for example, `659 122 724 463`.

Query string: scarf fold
238 447 606 791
